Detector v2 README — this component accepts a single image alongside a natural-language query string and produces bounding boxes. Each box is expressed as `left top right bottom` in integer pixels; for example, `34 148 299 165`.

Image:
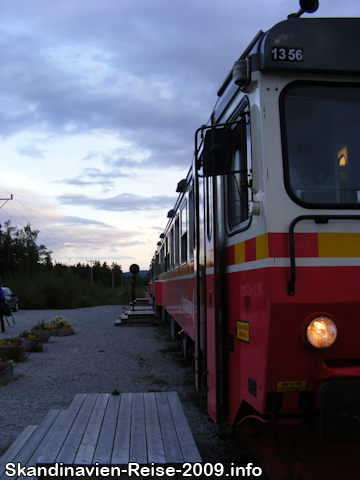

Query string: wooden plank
15 410 63 479
128 309 154 316
23 411 67 478
73 394 109 466
144 393 166 465
166 392 202 463
56 394 98 464
68 392 88 411
130 393 147 465
93 394 120 465
36 393 87 466
4 391 201 480
0 426 38 480
111 393 132 466
155 392 184 465
0 411 67 480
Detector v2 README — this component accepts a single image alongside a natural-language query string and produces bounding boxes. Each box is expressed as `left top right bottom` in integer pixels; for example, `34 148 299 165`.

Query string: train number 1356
272 47 304 61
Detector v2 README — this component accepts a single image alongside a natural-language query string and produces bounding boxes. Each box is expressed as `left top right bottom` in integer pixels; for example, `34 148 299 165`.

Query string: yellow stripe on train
318 233 360 258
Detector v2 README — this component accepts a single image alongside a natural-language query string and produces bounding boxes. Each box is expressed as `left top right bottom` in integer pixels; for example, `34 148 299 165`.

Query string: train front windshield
281 82 360 208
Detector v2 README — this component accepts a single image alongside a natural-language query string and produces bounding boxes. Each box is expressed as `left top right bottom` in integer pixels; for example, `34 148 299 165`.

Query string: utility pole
0 194 13 209
86 260 95 285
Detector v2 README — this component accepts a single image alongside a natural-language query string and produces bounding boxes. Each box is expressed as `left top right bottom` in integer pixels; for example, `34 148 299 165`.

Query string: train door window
206 177 213 241
281 82 360 208
227 118 251 233
189 185 195 261
175 217 180 268
181 202 188 265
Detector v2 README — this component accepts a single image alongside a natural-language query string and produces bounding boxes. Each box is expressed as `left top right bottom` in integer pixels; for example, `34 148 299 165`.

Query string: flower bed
50 316 73 336
31 320 53 342
51 327 73 336
0 337 26 361
19 331 43 352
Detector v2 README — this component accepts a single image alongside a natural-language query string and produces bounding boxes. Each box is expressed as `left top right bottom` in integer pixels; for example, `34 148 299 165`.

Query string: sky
0 0 358 272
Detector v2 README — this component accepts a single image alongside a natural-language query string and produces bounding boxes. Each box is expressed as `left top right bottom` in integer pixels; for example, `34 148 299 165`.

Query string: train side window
227 120 251 232
175 217 180 268
155 253 159 277
189 185 195 261
181 201 188 265
165 237 170 272
170 226 174 270
160 244 165 274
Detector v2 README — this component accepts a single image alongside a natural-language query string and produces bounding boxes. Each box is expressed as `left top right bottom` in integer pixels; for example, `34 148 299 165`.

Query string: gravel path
0 305 252 477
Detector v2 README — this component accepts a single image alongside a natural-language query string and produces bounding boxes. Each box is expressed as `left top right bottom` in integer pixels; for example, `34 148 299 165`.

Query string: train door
195 106 251 423
195 136 223 423
204 175 220 421
194 170 206 394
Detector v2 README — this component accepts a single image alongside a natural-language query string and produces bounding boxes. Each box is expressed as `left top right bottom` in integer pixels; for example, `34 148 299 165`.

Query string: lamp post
129 264 140 311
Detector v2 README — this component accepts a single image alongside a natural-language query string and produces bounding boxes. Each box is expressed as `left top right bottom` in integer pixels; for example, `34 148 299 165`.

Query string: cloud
17 145 46 159
61 167 132 189
3 0 350 173
54 215 111 228
0 0 257 170
57 192 177 212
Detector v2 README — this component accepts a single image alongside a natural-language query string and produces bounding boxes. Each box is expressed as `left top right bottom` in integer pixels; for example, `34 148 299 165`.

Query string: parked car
2 287 19 312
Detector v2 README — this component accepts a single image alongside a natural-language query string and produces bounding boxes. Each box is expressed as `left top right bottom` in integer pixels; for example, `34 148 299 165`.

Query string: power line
0 187 120 265
2 203 64 252
0 186 66 251
13 196 65 248
0 187 84 261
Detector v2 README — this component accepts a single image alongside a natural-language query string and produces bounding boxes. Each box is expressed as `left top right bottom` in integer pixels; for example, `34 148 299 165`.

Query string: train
149 1 360 478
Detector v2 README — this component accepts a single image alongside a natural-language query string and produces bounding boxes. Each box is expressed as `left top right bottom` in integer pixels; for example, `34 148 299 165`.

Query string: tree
0 220 53 278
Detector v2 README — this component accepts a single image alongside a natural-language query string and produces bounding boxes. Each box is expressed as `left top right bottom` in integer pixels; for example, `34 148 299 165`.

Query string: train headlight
306 316 337 349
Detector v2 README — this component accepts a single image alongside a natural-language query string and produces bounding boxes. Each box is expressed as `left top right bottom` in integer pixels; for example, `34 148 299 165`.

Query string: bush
5 271 145 309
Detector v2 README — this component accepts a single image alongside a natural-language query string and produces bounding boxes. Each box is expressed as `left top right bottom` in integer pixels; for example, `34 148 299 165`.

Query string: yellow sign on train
236 321 249 343
277 380 307 392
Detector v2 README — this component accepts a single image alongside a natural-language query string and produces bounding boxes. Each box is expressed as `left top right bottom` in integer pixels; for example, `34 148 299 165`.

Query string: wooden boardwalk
115 298 156 326
0 392 201 479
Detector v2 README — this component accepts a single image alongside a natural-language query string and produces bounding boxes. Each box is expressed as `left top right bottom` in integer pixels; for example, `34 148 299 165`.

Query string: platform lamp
129 264 140 311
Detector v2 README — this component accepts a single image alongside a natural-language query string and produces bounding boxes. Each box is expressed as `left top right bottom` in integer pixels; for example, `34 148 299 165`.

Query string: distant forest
0 220 146 309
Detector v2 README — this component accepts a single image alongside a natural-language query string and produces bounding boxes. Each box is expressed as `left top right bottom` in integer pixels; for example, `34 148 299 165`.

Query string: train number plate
276 380 307 392
271 47 304 62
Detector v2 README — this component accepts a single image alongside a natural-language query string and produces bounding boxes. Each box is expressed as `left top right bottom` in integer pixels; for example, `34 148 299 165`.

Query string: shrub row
4 272 145 310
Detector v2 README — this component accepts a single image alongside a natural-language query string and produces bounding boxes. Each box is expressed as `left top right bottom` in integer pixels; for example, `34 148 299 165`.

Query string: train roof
257 17 360 75
218 17 360 99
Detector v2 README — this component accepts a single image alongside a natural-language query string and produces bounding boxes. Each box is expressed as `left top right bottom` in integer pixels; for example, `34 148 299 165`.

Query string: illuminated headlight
306 316 337 349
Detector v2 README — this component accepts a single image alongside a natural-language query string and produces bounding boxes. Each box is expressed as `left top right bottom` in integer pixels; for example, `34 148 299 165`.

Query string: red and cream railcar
150 3 360 478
